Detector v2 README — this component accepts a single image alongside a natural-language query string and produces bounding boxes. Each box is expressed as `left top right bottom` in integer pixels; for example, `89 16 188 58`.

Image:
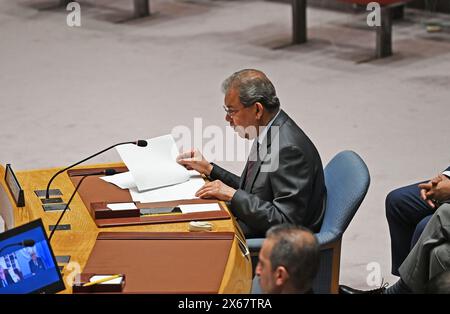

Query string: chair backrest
316 150 370 245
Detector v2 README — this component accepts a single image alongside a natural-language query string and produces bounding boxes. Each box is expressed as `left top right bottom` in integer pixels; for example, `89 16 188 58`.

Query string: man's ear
255 102 264 120
274 266 289 287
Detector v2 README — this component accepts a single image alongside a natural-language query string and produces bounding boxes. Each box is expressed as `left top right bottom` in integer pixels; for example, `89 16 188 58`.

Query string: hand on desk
419 174 450 208
195 180 236 202
176 149 213 176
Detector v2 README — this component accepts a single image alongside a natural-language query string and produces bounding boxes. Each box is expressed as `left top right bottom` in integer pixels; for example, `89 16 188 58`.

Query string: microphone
136 140 148 147
0 239 36 254
48 169 117 241
44 140 147 199
70 169 117 177
21 239 35 247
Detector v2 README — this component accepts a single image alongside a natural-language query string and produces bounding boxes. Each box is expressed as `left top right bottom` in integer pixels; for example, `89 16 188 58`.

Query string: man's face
255 239 279 293
224 88 259 139
31 253 37 261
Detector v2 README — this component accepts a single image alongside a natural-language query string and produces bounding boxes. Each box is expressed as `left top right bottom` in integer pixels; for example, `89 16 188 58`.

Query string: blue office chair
249 150 370 294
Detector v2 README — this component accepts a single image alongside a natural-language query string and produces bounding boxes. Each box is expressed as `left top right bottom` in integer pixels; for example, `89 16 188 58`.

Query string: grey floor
1 0 450 289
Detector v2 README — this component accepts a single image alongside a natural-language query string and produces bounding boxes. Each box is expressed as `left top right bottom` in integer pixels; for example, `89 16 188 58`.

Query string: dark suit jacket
29 257 45 274
210 110 326 237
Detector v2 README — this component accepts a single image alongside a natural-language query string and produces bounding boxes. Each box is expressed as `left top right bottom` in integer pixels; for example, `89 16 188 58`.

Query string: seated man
255 224 320 294
385 204 450 294
28 252 46 275
0 267 14 288
340 199 450 293
177 69 326 237
386 166 450 276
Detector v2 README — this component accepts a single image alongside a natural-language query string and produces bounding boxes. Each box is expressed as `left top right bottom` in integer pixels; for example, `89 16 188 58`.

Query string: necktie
244 141 259 191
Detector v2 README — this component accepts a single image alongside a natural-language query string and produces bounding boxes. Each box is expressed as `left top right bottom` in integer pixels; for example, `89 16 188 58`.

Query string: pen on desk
82 274 122 287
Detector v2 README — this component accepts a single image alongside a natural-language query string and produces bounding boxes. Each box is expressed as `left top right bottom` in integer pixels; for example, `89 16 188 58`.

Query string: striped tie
244 141 259 191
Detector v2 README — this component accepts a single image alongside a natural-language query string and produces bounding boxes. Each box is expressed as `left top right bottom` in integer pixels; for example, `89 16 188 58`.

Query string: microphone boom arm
45 141 136 199
48 175 88 241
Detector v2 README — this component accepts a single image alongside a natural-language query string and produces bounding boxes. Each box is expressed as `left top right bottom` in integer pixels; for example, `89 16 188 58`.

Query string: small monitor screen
0 219 65 294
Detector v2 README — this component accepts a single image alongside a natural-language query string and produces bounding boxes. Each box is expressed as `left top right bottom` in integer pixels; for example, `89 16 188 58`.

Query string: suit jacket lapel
243 110 287 192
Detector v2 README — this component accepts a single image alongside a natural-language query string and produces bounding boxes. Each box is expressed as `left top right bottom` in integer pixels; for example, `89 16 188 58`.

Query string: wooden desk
1 163 252 294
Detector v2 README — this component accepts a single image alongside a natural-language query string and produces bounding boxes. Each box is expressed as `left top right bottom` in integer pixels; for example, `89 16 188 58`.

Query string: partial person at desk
28 252 46 275
177 69 326 237
0 267 14 288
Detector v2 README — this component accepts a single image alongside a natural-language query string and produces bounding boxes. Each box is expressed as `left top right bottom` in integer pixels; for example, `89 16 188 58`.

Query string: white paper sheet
100 170 199 191
129 177 205 203
178 203 221 214
90 275 123 285
101 171 136 189
106 203 137 211
115 134 190 191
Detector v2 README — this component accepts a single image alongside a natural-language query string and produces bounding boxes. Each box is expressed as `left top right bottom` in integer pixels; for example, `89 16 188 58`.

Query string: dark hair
222 69 280 113
266 224 320 293
426 270 450 294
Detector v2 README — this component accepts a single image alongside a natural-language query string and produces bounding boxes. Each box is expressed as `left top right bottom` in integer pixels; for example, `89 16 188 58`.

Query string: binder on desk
67 167 230 228
76 232 234 293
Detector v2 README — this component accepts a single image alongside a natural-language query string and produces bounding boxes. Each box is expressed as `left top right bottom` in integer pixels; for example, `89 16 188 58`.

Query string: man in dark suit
386 166 450 276
28 252 46 275
177 69 326 237
0 267 14 288
340 172 450 294
341 203 450 294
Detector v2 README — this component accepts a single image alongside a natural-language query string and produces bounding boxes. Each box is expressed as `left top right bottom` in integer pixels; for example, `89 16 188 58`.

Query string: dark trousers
386 182 435 276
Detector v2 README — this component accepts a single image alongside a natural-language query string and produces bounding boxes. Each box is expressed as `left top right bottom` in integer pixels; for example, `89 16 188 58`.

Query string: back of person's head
222 69 280 113
426 270 450 294
266 224 320 293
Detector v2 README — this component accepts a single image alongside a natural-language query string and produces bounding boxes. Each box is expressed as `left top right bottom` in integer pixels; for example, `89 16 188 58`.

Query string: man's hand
195 180 236 202
418 174 450 208
176 149 213 176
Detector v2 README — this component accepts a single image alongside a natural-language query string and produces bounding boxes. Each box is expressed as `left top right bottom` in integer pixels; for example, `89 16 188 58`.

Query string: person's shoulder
277 112 310 142
278 121 319 155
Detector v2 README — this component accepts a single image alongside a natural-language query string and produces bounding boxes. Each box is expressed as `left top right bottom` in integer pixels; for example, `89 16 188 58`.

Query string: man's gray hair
266 224 320 293
222 69 280 113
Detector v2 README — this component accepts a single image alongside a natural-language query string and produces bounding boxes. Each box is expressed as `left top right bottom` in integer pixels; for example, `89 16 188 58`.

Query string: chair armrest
248 232 340 253
248 232 341 254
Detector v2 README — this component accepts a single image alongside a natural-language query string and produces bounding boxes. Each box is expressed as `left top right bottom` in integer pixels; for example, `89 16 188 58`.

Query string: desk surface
1 163 252 293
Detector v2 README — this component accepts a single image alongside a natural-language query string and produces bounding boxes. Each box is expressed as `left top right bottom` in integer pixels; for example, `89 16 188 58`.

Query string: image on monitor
0 219 65 294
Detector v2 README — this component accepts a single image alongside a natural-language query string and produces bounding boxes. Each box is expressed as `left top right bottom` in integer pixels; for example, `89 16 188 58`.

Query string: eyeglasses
223 105 242 117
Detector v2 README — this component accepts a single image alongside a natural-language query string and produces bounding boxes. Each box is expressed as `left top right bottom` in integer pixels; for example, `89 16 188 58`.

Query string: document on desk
101 170 205 203
115 134 190 191
101 171 136 190
129 176 205 203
